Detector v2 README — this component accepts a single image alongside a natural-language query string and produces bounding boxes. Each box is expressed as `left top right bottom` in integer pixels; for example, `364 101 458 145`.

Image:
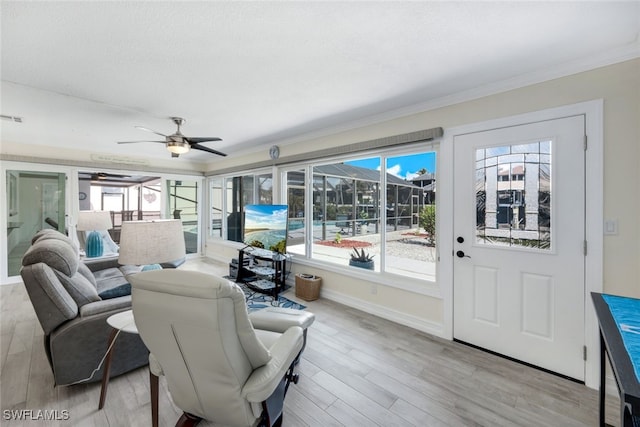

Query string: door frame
1 161 78 285
439 100 603 389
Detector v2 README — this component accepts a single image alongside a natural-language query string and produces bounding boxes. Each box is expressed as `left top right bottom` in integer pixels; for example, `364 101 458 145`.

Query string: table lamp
118 219 185 266
77 210 113 258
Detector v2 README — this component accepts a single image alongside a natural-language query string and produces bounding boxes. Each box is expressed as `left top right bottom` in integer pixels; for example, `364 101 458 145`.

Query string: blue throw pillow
98 283 131 299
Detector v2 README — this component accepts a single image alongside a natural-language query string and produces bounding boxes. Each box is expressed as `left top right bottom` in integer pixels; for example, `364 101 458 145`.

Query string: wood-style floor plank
0 258 623 426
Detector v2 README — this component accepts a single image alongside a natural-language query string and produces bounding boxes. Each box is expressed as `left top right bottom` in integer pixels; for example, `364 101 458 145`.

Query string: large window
79 172 161 243
209 172 273 242
286 169 306 253
384 153 437 281
310 158 382 267
208 148 437 284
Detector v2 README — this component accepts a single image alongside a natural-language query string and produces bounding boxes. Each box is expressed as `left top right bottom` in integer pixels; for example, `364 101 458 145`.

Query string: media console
234 247 288 299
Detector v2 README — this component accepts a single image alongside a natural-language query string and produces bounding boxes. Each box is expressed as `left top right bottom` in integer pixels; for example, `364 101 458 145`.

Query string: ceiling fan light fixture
167 140 190 154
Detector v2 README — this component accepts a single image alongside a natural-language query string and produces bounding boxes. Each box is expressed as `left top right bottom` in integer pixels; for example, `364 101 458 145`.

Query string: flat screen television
243 204 288 253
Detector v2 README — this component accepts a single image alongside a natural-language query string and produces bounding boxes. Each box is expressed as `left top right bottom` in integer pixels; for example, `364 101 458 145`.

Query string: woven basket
295 274 322 301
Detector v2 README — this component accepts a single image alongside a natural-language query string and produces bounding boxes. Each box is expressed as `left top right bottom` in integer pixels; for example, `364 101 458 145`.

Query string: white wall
205 59 640 333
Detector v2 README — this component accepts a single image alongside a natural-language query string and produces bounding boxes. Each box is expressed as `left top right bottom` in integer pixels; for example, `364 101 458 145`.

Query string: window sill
290 256 443 299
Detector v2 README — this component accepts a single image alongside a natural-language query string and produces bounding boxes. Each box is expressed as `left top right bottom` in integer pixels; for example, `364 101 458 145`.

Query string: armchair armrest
249 307 315 333
241 327 303 402
79 295 132 318
83 256 121 272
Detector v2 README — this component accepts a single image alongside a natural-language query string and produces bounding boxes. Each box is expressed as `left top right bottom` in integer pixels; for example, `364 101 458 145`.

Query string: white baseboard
1 276 23 286
318 287 445 339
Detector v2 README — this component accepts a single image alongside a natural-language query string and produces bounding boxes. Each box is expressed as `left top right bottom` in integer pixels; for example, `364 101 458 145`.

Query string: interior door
453 115 586 381
5 170 67 277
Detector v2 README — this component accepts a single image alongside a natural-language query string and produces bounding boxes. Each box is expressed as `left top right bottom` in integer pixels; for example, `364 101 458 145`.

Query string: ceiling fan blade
191 143 227 157
135 126 167 138
187 137 223 143
117 140 166 144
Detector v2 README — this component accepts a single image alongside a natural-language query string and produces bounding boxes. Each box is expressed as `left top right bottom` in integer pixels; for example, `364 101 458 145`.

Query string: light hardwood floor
1 258 620 426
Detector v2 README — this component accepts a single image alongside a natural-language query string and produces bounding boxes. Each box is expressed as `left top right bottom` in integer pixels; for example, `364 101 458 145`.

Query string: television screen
243 204 288 253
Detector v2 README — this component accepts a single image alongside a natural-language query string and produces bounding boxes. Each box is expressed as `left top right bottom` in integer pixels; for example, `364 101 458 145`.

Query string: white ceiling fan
117 117 226 158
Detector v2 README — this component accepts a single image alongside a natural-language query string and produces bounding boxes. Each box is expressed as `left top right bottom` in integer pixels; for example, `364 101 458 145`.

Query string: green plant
269 239 287 254
350 247 374 262
249 240 265 249
419 205 436 243
334 232 342 244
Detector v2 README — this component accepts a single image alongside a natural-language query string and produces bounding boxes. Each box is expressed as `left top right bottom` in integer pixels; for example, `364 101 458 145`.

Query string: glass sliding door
5 170 66 277
285 169 306 255
167 179 200 254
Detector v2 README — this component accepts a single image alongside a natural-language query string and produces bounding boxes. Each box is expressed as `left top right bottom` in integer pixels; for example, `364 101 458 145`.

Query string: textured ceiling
1 1 639 164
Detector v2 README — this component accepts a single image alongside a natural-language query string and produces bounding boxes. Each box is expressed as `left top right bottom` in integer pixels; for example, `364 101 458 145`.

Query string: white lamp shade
77 210 113 231
118 220 186 265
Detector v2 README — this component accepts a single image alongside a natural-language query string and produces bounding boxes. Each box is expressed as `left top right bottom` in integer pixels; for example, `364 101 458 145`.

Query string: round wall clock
269 145 280 160
79 192 87 200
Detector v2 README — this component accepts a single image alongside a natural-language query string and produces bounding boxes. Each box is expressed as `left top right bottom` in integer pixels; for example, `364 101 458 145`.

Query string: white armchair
130 269 307 427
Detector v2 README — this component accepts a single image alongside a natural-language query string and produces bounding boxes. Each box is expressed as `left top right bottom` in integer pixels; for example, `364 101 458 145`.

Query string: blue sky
346 152 436 180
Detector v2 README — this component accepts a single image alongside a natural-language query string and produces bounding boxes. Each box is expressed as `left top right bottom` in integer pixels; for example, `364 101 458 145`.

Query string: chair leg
150 370 159 427
175 412 202 427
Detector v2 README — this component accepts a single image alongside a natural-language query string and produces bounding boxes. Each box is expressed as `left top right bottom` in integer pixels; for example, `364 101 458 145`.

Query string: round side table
98 310 139 409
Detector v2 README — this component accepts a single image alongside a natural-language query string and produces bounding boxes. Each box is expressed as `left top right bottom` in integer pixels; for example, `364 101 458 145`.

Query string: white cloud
405 172 419 180
386 164 402 177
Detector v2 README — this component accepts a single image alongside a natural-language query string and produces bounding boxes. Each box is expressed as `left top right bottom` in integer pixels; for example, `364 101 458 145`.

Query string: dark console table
591 292 640 427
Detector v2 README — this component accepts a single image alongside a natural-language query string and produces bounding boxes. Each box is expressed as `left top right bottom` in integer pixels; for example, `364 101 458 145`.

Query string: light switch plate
604 219 618 235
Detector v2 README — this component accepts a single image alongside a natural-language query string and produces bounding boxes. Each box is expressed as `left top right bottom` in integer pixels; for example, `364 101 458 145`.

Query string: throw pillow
98 283 131 299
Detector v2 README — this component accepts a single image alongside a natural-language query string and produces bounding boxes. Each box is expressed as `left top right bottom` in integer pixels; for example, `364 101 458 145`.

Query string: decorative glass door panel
475 141 551 250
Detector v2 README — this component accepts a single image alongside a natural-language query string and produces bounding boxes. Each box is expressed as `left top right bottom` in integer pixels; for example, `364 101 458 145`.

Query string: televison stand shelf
236 247 287 300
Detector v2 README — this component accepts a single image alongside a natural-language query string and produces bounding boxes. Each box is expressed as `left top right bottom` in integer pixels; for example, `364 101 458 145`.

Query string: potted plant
349 247 374 270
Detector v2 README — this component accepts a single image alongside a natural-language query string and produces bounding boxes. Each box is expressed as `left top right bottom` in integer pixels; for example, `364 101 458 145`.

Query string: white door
453 115 586 381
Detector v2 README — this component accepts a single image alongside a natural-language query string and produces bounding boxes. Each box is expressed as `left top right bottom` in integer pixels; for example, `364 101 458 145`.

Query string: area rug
226 278 306 312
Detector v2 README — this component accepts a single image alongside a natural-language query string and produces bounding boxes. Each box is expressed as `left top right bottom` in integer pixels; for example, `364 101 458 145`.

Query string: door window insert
475 140 552 250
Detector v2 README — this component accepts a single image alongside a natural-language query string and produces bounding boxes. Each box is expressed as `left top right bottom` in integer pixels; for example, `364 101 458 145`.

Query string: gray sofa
20 229 149 386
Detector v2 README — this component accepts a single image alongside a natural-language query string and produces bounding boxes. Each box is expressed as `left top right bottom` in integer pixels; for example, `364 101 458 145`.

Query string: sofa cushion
77 262 98 288
22 239 79 277
54 270 101 306
93 267 129 294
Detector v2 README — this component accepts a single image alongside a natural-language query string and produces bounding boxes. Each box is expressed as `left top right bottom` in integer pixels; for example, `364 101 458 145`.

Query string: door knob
456 250 470 258
457 236 464 243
